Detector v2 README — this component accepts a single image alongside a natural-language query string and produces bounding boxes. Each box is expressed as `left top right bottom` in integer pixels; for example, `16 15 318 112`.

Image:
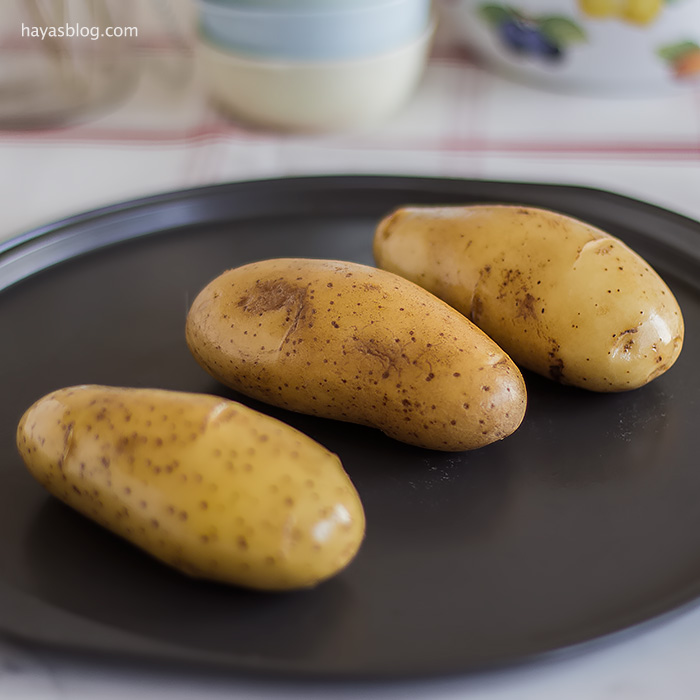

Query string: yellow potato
374 205 684 392
186 258 526 451
16 385 364 591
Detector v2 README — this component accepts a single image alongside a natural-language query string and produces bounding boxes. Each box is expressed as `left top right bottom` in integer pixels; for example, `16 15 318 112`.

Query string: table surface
2 1 700 698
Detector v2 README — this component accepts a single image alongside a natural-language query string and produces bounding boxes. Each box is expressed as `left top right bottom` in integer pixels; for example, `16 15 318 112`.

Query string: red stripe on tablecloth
0 126 698 159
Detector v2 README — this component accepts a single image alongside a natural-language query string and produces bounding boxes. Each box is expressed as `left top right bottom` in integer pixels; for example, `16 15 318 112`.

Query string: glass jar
0 0 139 129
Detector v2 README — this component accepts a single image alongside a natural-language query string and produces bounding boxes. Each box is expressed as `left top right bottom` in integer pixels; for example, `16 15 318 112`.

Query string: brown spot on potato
515 293 537 320
237 279 305 314
498 268 523 299
471 294 484 322
355 338 402 377
549 358 565 382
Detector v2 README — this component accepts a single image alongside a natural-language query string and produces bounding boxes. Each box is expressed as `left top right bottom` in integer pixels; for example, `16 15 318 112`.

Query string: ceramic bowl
445 0 700 92
197 0 432 61
197 19 435 131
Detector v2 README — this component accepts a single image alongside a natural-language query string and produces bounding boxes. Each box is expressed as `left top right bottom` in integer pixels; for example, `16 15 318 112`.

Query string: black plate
1 176 700 680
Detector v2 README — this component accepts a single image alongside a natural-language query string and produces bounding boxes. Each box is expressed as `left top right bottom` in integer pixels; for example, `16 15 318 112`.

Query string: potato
186 258 526 451
16 385 365 591
374 206 684 392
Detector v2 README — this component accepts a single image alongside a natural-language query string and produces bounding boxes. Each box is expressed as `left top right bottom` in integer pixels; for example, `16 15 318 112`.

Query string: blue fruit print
499 18 562 60
480 5 585 62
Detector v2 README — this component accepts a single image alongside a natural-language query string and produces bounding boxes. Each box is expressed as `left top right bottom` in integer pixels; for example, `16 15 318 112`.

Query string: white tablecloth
2 1 700 697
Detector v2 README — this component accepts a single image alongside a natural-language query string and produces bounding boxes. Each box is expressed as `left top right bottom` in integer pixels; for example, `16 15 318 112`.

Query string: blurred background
0 0 699 243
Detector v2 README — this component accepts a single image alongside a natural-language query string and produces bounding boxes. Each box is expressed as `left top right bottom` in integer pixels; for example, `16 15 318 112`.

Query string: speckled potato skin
374 206 684 392
16 385 365 591
185 258 526 451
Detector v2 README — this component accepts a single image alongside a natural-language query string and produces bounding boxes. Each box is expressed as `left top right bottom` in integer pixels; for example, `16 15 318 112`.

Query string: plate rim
3 174 700 257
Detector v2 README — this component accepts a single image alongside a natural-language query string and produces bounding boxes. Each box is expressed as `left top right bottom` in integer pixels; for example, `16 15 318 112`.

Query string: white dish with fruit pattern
444 0 700 92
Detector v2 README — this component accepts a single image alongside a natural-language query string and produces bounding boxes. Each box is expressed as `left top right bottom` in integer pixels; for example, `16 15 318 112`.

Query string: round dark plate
1 176 700 680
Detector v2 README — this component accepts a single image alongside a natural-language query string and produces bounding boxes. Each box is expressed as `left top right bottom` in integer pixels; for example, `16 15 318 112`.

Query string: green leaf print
538 17 587 47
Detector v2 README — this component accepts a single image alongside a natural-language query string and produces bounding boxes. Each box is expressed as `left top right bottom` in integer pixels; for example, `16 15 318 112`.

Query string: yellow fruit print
579 0 618 18
621 0 663 23
579 0 664 24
